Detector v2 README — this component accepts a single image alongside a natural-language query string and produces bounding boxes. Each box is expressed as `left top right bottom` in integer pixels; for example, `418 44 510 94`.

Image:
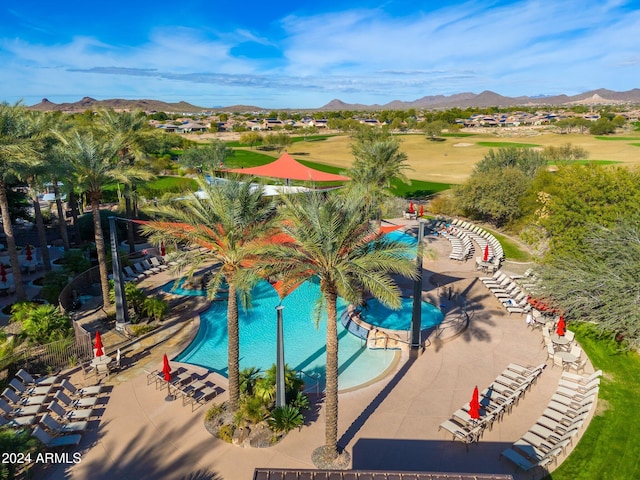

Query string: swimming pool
359 298 443 331
173 229 418 391
174 278 397 391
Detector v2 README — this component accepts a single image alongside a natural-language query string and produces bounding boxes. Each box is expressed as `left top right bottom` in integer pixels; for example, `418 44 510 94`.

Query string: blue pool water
359 298 443 331
174 279 398 390
173 230 420 391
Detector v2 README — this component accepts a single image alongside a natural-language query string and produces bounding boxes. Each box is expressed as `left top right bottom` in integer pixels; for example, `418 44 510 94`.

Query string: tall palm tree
262 192 418 463
141 178 277 413
98 110 150 253
0 102 41 300
55 130 151 306
347 132 412 225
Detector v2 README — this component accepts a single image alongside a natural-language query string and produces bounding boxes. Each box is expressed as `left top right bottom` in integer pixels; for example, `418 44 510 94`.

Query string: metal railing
298 370 322 395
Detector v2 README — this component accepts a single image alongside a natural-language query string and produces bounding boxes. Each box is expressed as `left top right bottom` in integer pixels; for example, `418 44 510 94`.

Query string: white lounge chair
60 378 103 398
15 368 58 386
40 412 88 434
48 400 94 422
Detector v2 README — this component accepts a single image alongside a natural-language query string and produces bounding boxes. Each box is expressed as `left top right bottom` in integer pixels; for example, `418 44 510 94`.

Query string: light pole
275 304 286 408
109 216 130 332
411 219 425 350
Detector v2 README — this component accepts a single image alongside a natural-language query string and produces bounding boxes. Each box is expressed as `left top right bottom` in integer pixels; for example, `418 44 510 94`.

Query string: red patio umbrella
25 245 32 262
162 353 174 401
408 202 415 214
160 241 166 256
469 386 481 420
94 331 104 357
483 244 489 262
0 264 6 283
556 316 566 337
419 204 424 217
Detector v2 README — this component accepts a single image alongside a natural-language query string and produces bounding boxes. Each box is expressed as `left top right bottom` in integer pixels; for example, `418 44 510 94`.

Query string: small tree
239 132 262 149
142 296 169 322
263 133 292 153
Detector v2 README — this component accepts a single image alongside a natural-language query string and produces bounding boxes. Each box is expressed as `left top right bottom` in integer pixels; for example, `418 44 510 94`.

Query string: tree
574 118 592 134
140 178 277 413
55 130 151 307
262 192 417 463
423 120 447 140
262 132 292 153
473 147 547 178
543 143 589 162
239 132 262 149
99 110 153 253
347 131 411 224
589 118 616 135
537 219 640 349
0 102 41 300
179 139 234 171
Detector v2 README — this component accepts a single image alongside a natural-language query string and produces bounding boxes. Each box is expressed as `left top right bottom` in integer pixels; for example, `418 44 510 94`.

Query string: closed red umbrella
408 202 415 214
26 245 32 262
469 386 481 420
483 244 489 262
162 353 174 401
160 242 166 256
556 316 566 337
94 331 104 357
419 204 424 217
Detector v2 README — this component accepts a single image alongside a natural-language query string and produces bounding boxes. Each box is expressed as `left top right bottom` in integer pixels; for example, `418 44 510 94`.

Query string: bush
12 303 72 344
40 270 71 305
0 427 39 480
129 324 159 337
268 405 304 434
205 403 225 422
142 297 169 322
217 424 235 443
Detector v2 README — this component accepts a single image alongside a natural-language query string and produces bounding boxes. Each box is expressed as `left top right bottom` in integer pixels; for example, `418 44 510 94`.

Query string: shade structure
408 202 415 214
483 244 489 262
25 245 32 262
227 152 350 182
0 264 6 283
94 331 104 357
162 353 172 382
419 204 424 217
469 386 481 420
556 316 566 337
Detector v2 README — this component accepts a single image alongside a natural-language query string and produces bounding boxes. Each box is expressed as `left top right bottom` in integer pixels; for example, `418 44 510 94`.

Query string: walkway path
37 219 592 479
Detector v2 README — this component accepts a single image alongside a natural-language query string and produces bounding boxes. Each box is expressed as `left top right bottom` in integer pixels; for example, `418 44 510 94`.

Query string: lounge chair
123 266 145 281
0 397 41 417
16 368 58 386
32 425 82 448
141 259 161 274
1 413 36 427
189 385 220 410
149 257 168 271
40 412 88 434
60 379 103 398
3 387 47 407
54 389 98 409
133 262 152 276
561 370 602 385
48 400 94 421
9 377 53 397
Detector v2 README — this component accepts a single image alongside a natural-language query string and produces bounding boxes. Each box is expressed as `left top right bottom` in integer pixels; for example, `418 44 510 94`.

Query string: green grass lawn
594 136 640 141
480 227 531 261
475 141 542 148
548 160 621 166
441 132 477 137
547 324 640 480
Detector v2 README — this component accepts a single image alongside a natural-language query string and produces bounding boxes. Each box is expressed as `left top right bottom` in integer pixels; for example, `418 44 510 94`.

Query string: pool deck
35 218 593 480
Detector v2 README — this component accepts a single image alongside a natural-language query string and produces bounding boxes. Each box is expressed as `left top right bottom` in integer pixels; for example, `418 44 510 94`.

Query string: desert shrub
268 405 304 434
235 395 268 426
217 424 235 443
129 324 158 337
142 297 168 322
13 304 72 344
0 426 39 480
205 403 225 422
289 391 310 411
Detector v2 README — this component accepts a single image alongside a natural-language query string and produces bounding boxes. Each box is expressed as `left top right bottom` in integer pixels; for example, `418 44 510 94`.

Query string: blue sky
1 0 639 108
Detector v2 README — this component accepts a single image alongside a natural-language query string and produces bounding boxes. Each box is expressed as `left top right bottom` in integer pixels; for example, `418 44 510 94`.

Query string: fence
58 264 105 313
0 332 93 380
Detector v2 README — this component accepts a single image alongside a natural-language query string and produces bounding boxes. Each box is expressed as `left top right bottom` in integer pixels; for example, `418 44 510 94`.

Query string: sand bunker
453 142 473 147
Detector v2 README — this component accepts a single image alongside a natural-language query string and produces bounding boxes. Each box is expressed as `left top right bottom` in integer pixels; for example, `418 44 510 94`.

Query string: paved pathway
35 220 593 480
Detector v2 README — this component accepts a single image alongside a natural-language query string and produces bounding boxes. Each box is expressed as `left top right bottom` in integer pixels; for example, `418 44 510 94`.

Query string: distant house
177 122 208 133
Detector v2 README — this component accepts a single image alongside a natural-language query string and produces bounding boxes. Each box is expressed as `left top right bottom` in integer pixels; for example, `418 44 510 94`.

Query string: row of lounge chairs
500 370 602 473
450 219 504 266
145 368 223 411
439 363 546 445
1 369 105 450
111 256 168 283
479 270 533 315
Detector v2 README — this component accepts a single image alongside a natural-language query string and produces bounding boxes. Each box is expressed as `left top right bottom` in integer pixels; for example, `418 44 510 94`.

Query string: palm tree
98 110 151 253
262 192 417 463
140 177 276 412
55 130 151 307
0 102 41 300
347 131 412 225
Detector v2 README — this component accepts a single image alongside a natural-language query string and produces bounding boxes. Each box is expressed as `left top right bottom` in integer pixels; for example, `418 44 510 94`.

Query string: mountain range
27 88 640 113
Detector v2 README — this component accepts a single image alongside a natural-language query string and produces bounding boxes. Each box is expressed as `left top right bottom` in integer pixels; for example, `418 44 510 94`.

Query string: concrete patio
32 219 592 480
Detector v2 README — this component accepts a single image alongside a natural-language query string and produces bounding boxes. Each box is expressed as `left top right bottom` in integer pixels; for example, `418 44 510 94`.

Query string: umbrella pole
165 380 174 401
